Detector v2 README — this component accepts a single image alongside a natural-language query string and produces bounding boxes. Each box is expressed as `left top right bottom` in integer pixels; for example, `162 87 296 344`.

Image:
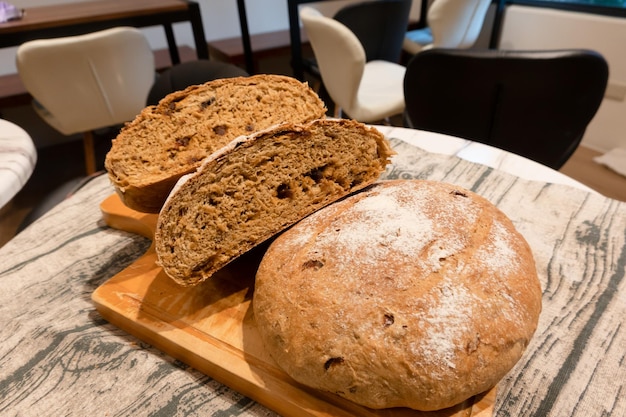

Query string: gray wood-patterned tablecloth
1 139 624 416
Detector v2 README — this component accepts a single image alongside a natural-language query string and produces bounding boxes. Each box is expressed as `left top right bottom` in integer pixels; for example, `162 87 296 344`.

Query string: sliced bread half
105 74 327 213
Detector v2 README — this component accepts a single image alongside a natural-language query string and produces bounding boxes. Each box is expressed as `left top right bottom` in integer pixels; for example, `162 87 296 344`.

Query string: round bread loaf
253 179 542 411
105 74 327 213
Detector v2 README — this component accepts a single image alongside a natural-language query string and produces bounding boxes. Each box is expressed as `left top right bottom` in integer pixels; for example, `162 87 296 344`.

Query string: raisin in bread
105 74 327 213
154 118 395 286
253 179 542 411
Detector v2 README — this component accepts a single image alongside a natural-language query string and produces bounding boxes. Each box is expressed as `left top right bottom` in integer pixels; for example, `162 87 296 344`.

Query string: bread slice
104 74 327 213
154 118 395 286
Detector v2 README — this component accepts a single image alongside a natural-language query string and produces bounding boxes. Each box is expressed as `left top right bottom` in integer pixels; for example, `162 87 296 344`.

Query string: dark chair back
146 60 248 106
334 0 412 63
403 48 609 169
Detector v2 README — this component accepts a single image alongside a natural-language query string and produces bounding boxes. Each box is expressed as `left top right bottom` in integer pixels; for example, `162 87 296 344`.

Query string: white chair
403 0 491 55
16 26 155 174
299 6 406 123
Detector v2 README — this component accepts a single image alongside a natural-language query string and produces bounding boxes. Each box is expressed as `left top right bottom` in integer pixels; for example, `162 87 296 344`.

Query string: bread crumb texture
104 74 327 213
154 118 394 286
253 179 542 411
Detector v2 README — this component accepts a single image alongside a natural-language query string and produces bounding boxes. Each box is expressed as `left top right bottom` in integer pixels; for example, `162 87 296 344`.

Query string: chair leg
82 131 97 175
333 105 343 119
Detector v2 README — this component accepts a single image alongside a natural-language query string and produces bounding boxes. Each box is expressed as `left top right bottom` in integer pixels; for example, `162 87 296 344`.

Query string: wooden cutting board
92 194 496 417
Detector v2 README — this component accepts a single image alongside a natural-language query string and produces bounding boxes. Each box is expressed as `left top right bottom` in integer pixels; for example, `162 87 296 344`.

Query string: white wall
499 5 626 153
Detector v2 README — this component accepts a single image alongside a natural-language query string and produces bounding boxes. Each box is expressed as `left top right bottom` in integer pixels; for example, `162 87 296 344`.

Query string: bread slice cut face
154 118 394 286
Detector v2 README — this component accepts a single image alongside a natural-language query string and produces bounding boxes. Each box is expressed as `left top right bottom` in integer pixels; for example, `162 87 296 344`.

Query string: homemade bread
105 74 327 213
154 118 395 286
253 179 542 411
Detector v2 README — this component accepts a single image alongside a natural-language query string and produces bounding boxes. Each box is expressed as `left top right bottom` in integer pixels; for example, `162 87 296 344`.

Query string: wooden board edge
100 194 157 240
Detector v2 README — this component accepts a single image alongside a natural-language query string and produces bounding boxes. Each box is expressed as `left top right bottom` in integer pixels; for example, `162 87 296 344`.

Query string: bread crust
253 179 542 411
105 74 327 213
154 119 395 286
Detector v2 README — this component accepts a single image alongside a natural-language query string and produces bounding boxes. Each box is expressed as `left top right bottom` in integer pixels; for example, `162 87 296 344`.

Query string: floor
559 146 626 202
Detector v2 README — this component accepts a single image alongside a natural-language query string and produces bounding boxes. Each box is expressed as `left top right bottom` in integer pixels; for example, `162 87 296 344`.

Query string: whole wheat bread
254 179 542 411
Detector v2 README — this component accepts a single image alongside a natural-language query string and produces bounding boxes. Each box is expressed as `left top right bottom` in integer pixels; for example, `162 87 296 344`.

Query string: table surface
0 0 189 34
0 0 208 62
0 119 37 209
0 126 624 417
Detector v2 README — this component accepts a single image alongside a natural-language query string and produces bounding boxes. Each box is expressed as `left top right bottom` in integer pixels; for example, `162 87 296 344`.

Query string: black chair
146 59 248 105
335 0 411 62
403 48 609 169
